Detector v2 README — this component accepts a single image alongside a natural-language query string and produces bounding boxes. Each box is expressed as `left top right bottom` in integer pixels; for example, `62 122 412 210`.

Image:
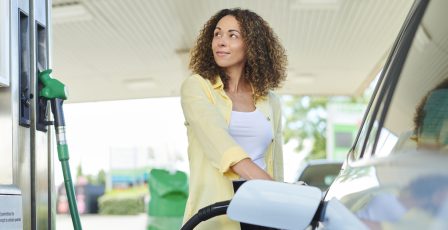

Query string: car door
320 0 448 229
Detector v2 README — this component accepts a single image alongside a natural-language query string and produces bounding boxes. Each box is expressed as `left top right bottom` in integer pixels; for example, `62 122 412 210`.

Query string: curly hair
413 78 448 135
189 8 287 100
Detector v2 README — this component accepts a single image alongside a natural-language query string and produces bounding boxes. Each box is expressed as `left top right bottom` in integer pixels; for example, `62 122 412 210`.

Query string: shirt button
267 116 271 121
271 138 274 143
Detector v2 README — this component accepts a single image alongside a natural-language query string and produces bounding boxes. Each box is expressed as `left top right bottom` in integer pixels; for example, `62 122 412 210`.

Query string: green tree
97 169 106 186
283 94 370 160
283 96 328 160
85 170 106 185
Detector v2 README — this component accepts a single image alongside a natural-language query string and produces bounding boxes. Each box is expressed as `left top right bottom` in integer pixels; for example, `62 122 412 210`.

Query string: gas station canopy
52 0 414 103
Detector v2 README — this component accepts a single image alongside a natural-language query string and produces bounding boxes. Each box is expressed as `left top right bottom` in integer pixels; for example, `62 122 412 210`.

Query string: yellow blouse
181 74 284 230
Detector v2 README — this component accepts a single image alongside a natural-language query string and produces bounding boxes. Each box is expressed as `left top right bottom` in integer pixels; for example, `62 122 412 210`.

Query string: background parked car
295 160 343 192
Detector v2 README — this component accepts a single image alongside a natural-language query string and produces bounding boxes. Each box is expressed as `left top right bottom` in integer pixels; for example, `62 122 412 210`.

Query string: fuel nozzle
38 69 68 100
38 69 68 127
37 68 82 230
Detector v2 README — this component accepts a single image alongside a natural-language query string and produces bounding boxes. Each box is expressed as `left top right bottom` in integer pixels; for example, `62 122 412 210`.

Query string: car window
352 0 448 160
349 0 417 161
351 52 399 160
371 0 448 158
351 69 389 160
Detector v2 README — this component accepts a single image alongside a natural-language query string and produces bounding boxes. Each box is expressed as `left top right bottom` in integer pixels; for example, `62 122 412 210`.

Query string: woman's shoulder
267 91 281 104
183 73 204 82
181 74 215 97
265 91 282 113
182 74 215 87
182 74 205 87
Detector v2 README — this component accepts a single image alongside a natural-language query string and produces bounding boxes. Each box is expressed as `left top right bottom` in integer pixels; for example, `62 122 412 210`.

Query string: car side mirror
227 180 322 229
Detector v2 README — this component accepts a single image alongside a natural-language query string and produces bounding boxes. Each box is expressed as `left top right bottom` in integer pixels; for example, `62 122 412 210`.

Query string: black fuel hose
180 200 230 230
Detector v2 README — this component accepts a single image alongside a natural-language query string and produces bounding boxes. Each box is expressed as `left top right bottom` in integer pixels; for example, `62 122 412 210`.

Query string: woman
181 8 287 229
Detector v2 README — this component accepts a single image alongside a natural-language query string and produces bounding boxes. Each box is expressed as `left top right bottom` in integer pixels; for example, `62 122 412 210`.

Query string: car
227 0 448 229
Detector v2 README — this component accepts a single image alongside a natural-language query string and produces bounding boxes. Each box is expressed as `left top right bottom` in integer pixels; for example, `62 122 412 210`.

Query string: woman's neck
227 77 243 92
225 66 248 93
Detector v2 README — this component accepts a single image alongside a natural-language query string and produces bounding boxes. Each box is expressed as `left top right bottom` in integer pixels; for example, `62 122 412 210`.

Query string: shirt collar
213 75 256 94
212 76 224 89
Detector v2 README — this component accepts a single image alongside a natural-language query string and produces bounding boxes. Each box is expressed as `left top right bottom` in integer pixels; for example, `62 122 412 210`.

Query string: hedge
98 193 145 215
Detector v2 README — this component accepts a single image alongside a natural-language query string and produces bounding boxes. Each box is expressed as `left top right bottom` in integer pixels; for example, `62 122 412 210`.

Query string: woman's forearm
231 158 273 180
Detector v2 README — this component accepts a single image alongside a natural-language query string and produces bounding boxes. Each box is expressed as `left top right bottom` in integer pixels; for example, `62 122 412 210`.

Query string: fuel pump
38 68 83 230
0 0 55 229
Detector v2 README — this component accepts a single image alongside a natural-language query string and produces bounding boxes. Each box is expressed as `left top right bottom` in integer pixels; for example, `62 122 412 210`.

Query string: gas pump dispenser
0 0 56 229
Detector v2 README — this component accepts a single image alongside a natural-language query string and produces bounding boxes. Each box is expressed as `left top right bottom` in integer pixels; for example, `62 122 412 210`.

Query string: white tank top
229 109 273 170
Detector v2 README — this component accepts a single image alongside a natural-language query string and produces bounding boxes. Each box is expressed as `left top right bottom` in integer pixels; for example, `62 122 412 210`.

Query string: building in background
326 102 365 160
108 147 155 189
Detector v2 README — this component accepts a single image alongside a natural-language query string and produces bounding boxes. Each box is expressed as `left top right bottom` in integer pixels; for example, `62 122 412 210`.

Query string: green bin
147 169 188 230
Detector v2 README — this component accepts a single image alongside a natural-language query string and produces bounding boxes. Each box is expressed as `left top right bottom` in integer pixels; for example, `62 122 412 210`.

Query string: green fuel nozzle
38 69 68 100
38 68 82 230
38 69 68 127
